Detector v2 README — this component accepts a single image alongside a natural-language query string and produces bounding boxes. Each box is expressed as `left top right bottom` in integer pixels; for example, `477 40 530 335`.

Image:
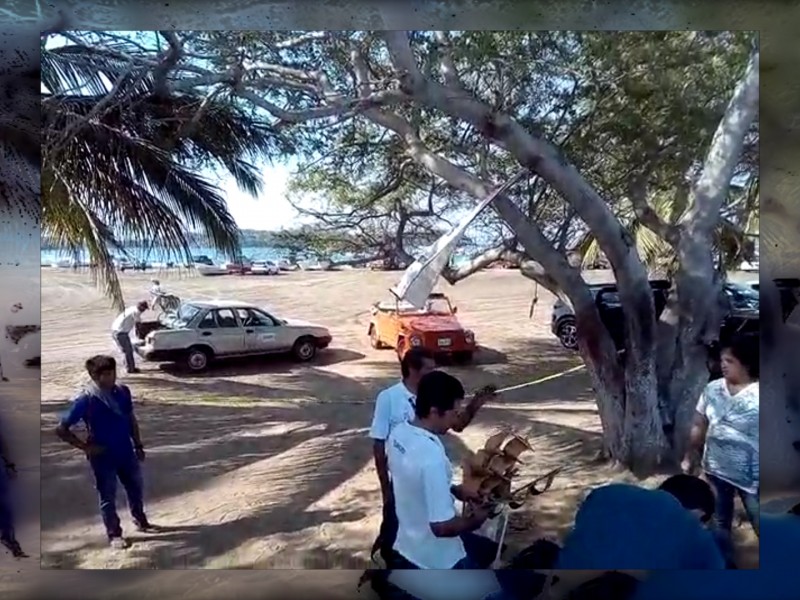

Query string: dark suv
550 280 759 363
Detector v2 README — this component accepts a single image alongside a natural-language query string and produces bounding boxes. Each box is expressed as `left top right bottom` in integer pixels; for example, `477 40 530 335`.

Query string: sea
40 245 473 267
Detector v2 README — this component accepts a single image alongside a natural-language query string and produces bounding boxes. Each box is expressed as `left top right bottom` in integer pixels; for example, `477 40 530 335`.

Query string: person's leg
114 332 137 372
460 531 501 568
117 459 149 528
706 473 737 566
0 472 16 541
737 488 760 537
377 495 399 565
91 460 124 542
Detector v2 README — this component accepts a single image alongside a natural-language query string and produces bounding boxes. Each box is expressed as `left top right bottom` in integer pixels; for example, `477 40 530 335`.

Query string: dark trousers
112 331 136 372
0 470 15 542
706 473 759 567
91 456 147 539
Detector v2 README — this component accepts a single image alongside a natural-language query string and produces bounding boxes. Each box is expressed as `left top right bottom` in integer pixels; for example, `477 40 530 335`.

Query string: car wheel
293 337 317 362
453 351 474 364
185 346 211 372
556 320 579 350
369 326 385 349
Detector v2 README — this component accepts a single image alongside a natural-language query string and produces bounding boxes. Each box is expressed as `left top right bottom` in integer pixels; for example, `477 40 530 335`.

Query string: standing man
111 301 148 374
0 422 26 557
386 370 492 569
55 355 154 549
369 349 493 564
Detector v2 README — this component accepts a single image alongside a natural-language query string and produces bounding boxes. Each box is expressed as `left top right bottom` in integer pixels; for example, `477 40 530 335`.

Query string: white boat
195 263 229 276
51 259 74 269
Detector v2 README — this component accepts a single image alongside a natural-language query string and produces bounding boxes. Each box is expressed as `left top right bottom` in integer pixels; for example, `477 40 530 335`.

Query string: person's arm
54 397 97 454
682 392 710 471
423 460 489 537
451 388 496 433
368 393 392 502
450 484 484 503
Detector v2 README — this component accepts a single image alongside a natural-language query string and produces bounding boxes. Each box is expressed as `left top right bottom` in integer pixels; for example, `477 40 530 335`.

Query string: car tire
453 351 474 364
369 326 386 349
185 346 212 372
556 319 579 350
293 337 317 362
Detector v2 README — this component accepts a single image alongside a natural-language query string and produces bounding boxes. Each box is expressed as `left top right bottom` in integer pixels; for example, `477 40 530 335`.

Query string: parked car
134 300 332 372
192 255 214 266
550 280 759 352
368 292 477 363
222 256 253 274
251 260 280 275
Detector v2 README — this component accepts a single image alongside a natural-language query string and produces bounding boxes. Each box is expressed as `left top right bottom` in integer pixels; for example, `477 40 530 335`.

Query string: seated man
386 370 492 569
556 483 725 570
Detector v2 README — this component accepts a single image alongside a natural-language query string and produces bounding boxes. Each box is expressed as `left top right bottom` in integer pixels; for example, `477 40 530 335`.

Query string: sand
35 267 757 583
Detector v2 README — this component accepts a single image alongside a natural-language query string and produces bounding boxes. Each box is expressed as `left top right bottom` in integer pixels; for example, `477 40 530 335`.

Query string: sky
209 161 300 231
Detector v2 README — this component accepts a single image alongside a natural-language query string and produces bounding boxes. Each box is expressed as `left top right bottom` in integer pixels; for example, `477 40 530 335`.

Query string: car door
196 308 246 356
237 308 283 353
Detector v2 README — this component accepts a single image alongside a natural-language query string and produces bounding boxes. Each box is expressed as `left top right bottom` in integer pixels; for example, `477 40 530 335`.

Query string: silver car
135 300 333 372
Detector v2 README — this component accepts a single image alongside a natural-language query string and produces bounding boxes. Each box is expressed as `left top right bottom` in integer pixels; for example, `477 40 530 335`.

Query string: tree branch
627 171 680 245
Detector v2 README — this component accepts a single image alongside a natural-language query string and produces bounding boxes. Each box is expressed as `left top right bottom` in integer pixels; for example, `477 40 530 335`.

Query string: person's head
136 300 149 313
414 370 465 434
400 348 436 390
658 474 716 525
720 337 759 383
85 354 117 389
151 279 160 286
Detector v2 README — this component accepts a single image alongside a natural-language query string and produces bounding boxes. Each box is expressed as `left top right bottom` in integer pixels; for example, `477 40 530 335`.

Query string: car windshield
725 283 759 311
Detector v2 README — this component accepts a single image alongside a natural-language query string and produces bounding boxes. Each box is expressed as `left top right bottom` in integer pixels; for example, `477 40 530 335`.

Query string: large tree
61 31 759 474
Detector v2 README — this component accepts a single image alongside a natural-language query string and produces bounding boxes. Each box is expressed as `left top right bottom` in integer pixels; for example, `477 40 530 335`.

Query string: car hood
283 317 327 330
401 315 465 332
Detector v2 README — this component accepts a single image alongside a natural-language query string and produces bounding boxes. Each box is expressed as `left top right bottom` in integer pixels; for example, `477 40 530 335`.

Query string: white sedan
135 300 333 371
251 260 280 275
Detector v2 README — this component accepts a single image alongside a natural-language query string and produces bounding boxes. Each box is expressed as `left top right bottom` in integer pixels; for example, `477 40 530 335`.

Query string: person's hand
83 444 104 458
681 456 699 475
135 446 146 462
472 385 498 408
469 502 493 523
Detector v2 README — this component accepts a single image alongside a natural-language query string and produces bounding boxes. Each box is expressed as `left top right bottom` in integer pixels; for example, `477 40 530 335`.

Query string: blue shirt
632 514 800 600
60 385 135 461
556 483 725 570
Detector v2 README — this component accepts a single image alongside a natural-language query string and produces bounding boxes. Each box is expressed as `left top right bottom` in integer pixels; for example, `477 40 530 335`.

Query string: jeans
706 473 759 566
0 469 15 541
91 456 147 539
113 331 136 372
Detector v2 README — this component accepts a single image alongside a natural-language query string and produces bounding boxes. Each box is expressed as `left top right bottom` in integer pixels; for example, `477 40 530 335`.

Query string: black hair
414 370 464 418
658 474 715 523
137 300 149 311
720 335 759 380
85 355 117 378
400 347 434 379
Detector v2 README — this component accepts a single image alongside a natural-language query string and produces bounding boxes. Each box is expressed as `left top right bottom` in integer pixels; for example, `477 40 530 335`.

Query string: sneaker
127 368 141 374
109 537 131 549
135 521 158 533
1 537 28 558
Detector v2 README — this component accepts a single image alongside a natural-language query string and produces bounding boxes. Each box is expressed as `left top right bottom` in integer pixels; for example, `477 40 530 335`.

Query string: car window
213 308 240 329
197 311 217 329
235 308 276 327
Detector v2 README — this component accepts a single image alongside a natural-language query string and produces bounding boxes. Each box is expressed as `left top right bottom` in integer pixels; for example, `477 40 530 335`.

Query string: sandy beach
38 267 758 574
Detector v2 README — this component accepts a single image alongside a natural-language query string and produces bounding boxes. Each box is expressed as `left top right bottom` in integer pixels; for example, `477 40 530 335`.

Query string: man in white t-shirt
386 370 492 569
111 301 148 374
369 348 436 563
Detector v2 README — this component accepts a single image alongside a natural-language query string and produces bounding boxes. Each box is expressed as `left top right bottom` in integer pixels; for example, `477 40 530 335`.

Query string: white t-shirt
369 381 416 441
697 378 759 494
112 307 142 334
386 421 466 569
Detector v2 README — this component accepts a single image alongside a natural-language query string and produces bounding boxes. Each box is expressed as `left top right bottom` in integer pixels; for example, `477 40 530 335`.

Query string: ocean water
41 245 473 267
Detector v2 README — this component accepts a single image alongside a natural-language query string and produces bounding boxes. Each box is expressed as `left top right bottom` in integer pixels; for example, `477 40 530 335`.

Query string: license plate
437 338 452 347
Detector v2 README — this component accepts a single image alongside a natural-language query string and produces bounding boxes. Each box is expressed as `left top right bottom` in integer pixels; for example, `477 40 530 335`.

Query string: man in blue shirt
0 422 26 558
556 483 725 570
55 354 153 549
